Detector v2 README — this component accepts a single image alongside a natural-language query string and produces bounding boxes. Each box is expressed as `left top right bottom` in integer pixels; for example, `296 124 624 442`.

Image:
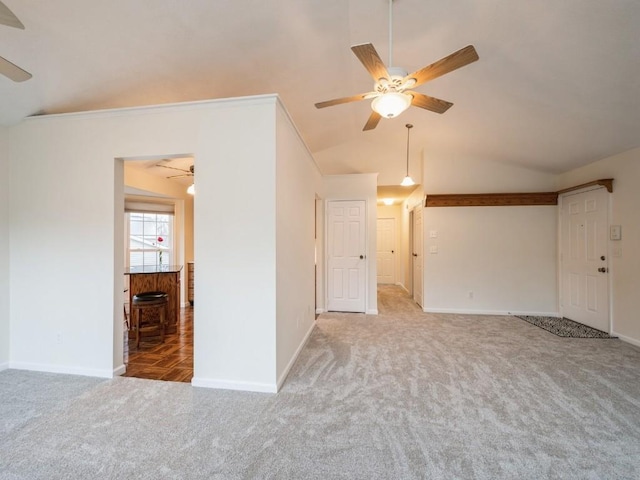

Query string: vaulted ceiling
2 0 638 186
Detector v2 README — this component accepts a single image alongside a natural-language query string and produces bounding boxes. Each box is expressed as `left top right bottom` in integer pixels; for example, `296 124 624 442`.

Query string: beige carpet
1 285 640 479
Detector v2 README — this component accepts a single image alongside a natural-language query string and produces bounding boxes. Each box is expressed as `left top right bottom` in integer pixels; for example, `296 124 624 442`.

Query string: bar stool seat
132 291 168 348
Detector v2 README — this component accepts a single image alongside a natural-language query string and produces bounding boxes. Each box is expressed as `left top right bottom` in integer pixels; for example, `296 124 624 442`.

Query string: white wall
6 95 316 392
423 206 557 315
323 173 378 314
421 153 558 315
275 106 323 387
0 127 9 369
556 147 640 345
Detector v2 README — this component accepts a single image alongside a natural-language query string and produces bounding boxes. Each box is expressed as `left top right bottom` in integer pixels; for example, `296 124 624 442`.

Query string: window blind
125 199 175 215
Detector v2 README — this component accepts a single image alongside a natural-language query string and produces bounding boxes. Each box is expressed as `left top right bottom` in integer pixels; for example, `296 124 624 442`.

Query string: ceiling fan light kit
371 91 412 118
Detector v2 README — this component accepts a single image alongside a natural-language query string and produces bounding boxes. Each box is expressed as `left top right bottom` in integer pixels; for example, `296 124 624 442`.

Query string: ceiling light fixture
383 198 394 206
400 123 415 187
371 91 412 118
187 184 195 195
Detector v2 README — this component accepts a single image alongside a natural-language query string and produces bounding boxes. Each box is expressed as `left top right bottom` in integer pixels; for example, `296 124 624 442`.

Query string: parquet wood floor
123 306 193 383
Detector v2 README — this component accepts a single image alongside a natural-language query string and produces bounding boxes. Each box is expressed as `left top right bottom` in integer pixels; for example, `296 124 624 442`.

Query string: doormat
515 316 616 338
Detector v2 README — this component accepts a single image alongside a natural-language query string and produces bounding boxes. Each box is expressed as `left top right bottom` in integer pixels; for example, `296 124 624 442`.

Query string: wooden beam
425 192 558 207
557 178 613 194
424 179 614 208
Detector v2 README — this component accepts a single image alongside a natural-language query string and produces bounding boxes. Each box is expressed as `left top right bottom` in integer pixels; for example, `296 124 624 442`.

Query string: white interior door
327 200 366 313
412 206 423 308
376 218 395 284
560 188 609 331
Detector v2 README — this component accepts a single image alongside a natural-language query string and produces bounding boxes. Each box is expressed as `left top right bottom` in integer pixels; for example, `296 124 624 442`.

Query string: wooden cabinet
125 266 182 337
187 262 194 306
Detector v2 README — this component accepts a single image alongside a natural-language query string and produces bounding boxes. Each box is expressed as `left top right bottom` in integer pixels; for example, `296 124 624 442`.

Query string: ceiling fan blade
315 92 377 109
0 55 31 82
410 92 453 114
155 163 191 173
0 1 24 29
405 45 479 88
351 43 390 82
363 111 382 131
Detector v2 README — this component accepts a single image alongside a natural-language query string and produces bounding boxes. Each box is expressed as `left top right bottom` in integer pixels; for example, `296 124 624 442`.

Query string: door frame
325 198 369 313
408 209 415 297
411 204 424 308
558 185 612 331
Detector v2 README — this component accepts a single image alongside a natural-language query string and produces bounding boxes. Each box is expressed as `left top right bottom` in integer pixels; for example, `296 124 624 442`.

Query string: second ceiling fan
0 0 31 82
315 0 478 131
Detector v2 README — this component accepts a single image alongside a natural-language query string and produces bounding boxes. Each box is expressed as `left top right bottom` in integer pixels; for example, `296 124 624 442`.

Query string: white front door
560 188 610 331
327 200 367 313
376 218 395 284
412 205 423 308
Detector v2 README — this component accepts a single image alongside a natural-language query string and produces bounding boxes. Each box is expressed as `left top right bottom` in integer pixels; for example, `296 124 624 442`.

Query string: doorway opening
118 155 195 382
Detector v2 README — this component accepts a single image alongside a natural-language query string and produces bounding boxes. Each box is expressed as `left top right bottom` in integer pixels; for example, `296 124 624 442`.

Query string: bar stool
131 291 168 348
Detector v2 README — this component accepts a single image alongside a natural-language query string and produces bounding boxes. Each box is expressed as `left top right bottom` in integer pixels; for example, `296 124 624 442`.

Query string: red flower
157 236 164 243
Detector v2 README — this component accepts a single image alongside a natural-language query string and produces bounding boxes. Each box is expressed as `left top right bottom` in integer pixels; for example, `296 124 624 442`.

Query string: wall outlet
56 332 63 344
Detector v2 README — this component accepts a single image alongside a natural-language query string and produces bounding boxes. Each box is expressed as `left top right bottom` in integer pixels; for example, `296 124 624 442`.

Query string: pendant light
400 123 415 186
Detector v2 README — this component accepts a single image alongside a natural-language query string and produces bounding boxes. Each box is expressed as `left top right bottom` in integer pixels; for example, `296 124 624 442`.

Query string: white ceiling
2 0 639 188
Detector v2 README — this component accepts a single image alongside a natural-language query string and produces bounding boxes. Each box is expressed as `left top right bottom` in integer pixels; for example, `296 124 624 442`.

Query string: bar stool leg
136 308 142 349
160 307 166 343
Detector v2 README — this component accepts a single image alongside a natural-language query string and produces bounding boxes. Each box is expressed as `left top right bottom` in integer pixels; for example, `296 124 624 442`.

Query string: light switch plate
610 225 622 240
430 230 438 238
429 246 438 254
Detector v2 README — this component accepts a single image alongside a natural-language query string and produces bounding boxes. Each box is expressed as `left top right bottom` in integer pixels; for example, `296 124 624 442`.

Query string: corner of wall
0 126 10 367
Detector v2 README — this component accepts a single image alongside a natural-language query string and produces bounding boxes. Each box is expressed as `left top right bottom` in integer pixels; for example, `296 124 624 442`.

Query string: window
127 212 173 268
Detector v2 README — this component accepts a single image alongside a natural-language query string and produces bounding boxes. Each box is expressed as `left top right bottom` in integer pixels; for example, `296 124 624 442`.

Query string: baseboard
113 364 126 376
276 321 316 391
611 331 640 348
366 309 379 315
9 361 114 379
191 377 277 393
423 307 559 317
315 308 325 314
0 361 9 372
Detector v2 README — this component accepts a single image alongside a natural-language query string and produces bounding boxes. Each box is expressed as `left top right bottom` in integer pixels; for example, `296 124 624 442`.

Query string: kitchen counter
125 265 183 275
125 265 183 337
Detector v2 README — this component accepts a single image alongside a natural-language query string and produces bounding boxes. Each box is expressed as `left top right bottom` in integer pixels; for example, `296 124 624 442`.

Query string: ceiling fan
314 0 478 131
155 163 194 179
0 0 31 82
